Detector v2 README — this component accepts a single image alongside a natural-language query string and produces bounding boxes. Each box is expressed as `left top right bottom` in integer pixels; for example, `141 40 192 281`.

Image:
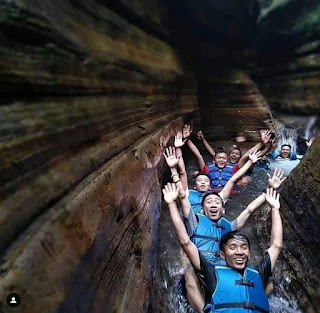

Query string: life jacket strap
214 224 225 229
191 234 220 242
214 302 269 313
235 279 255 287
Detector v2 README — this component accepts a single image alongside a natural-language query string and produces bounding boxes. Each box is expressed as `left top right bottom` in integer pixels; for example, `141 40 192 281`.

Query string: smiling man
270 144 297 160
163 185 282 313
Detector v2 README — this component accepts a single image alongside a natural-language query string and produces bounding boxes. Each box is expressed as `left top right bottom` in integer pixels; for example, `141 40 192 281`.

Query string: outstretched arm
220 150 261 201
266 188 283 272
236 192 266 229
183 125 206 172
237 129 271 168
198 130 216 158
162 183 200 269
174 132 188 191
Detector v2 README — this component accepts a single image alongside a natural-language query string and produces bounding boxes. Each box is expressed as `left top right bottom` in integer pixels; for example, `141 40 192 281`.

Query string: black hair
195 173 211 180
229 147 242 157
219 230 250 252
214 150 228 160
281 144 291 149
201 192 223 207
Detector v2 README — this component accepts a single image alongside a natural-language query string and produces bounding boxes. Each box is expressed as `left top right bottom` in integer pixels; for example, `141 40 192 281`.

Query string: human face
202 194 224 221
280 146 291 158
260 155 268 163
220 238 250 271
195 175 211 192
229 149 241 163
215 152 228 169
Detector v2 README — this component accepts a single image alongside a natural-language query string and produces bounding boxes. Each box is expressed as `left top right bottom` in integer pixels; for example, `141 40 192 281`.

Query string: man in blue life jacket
183 125 272 192
197 130 242 168
163 185 282 313
163 136 262 214
163 161 285 311
270 144 297 160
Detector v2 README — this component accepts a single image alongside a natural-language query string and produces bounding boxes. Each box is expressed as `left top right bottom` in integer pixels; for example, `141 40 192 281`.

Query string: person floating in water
270 144 297 160
197 130 242 168
163 145 286 311
183 125 273 191
163 184 282 313
163 132 262 214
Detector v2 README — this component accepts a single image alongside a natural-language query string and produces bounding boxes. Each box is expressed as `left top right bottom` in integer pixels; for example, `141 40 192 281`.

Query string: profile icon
6 293 21 307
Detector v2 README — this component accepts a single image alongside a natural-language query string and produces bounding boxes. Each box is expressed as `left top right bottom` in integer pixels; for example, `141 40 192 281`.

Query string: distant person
163 142 260 214
255 154 270 171
197 130 242 167
270 144 297 160
269 144 300 176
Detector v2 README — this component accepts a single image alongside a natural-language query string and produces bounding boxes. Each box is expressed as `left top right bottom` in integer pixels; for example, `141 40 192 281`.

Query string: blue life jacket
270 151 297 160
210 265 270 313
191 214 232 264
207 162 233 189
188 190 206 214
255 160 270 170
227 162 237 168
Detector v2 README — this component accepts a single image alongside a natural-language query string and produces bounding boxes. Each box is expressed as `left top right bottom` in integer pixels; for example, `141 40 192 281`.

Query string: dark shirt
195 251 272 303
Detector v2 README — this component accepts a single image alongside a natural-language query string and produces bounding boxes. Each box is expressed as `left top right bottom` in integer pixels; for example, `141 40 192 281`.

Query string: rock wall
0 1 198 312
275 134 320 313
252 0 320 115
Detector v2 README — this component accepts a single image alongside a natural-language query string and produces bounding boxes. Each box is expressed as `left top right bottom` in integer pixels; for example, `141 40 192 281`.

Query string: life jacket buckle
243 302 256 310
235 279 255 287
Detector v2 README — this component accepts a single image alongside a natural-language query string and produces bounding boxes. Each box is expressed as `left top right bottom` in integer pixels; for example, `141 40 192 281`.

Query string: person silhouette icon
10 297 17 304
6 293 20 307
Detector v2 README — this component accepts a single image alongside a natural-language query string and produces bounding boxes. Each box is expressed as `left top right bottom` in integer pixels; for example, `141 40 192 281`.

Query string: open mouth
233 257 246 264
209 206 219 214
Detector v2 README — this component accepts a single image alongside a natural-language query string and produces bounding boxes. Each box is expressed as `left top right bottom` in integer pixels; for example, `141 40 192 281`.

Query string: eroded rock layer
0 1 198 312
252 0 320 114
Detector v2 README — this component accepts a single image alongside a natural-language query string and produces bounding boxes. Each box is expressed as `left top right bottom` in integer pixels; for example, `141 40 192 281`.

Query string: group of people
162 125 288 313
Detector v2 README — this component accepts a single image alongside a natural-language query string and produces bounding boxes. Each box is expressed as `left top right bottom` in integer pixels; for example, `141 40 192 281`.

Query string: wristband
171 173 179 178
174 179 181 183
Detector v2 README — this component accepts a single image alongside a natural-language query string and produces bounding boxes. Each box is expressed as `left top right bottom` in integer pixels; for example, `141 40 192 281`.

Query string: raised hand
174 132 186 148
162 183 179 204
248 150 262 163
182 124 192 139
163 146 179 168
266 188 280 209
267 168 286 189
197 130 204 141
306 137 315 148
260 129 272 144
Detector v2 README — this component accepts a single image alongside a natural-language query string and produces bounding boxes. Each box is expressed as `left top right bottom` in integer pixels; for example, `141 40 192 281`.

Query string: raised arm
237 129 271 168
236 192 266 229
162 183 200 269
163 146 192 217
182 125 206 172
197 130 216 158
265 188 282 271
267 168 286 190
163 146 185 194
174 132 188 191
220 150 261 201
